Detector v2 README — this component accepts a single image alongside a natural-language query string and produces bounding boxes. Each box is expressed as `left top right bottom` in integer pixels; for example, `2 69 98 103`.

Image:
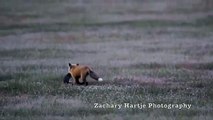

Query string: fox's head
68 63 79 71
64 63 79 84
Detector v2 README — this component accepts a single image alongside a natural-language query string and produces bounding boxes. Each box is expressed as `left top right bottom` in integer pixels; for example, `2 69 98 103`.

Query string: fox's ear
69 63 72 67
76 63 79 66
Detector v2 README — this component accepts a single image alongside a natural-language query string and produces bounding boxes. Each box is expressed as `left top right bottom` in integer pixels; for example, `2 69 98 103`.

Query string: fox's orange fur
63 63 103 85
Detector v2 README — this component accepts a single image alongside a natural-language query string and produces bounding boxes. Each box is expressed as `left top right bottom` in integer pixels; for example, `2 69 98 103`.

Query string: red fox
63 63 103 85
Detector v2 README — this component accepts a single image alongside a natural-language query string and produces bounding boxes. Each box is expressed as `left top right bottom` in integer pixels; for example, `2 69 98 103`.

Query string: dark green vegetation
0 0 213 119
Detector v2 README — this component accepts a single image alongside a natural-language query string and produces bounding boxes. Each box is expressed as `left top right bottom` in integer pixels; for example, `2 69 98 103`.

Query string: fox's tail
89 70 103 82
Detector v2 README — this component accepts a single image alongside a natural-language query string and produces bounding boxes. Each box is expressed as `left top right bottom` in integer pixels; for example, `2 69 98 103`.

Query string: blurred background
0 0 213 66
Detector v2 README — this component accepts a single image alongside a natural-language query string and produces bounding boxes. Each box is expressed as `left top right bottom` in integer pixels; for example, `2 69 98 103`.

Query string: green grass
1 18 213 36
0 48 79 59
1 40 213 119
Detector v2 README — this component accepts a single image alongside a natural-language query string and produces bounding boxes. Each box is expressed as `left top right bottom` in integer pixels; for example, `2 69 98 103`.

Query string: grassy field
0 0 213 119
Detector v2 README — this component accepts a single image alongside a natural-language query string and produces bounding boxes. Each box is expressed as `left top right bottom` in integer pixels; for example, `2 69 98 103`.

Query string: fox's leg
80 73 88 86
63 73 71 84
74 76 81 85
74 76 87 85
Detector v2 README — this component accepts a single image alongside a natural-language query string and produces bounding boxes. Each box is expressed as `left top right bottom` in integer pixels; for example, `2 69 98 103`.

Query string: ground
0 0 213 120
